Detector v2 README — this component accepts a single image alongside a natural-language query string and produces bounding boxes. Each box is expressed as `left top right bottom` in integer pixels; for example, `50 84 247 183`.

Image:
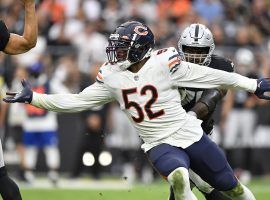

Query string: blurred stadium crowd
1 0 270 185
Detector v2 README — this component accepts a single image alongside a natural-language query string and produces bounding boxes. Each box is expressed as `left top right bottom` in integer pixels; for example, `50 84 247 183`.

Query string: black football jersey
0 20 10 51
181 54 234 133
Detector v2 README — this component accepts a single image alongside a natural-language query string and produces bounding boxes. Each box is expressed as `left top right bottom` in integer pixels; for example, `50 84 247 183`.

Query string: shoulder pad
96 62 120 84
210 55 234 72
154 47 181 74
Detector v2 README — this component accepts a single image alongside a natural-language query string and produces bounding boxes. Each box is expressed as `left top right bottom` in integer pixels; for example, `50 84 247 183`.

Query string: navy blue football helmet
106 21 155 69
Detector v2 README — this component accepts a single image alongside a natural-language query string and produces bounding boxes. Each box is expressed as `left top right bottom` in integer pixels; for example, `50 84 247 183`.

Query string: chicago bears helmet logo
134 25 148 36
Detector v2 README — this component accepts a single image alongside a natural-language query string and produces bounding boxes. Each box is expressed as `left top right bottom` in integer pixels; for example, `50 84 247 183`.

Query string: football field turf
20 178 270 200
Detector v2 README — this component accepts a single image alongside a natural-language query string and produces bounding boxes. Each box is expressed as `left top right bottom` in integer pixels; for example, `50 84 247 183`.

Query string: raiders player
4 21 269 200
169 24 234 200
0 0 37 199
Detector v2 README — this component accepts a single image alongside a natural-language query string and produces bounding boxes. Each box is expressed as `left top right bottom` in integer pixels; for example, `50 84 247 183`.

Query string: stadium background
1 0 270 199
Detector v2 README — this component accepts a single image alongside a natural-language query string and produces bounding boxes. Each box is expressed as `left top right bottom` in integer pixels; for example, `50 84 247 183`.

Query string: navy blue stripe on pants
146 133 238 191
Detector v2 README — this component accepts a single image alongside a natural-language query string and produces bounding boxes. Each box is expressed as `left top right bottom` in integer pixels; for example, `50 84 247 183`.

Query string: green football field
19 178 270 200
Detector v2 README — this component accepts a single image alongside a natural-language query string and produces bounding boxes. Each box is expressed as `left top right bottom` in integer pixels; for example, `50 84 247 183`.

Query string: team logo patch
134 75 139 81
134 25 148 36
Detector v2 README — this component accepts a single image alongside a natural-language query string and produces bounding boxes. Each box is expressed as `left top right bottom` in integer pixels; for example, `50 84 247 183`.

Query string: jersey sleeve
156 47 182 74
31 82 114 113
95 62 114 84
0 20 10 51
170 61 257 93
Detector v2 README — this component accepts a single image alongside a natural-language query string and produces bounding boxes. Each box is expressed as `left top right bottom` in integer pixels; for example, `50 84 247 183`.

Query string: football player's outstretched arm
3 0 37 54
3 80 114 112
171 61 270 100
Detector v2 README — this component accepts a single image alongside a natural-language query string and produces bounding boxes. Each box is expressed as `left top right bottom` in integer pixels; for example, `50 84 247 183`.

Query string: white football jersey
32 47 257 152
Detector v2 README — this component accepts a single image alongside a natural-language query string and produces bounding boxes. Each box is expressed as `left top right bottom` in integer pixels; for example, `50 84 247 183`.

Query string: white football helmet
178 24 215 66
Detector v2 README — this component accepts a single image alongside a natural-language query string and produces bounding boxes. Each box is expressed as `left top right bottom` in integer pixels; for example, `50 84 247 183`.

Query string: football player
4 21 270 200
0 0 37 54
168 24 233 200
0 0 37 199
20 63 60 185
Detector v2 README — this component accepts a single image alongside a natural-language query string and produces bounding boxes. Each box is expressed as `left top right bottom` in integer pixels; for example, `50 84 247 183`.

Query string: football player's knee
222 182 244 198
167 167 190 191
156 158 188 177
212 172 237 191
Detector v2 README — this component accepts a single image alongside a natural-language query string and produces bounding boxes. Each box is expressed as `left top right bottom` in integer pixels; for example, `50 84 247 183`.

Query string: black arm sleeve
0 20 10 51
190 89 223 119
198 89 223 114
191 89 225 134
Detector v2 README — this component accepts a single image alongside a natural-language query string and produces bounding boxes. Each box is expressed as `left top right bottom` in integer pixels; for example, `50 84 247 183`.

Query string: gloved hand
254 78 270 100
3 79 33 103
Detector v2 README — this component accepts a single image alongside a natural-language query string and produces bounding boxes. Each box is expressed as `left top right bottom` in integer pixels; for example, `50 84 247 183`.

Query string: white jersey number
122 85 165 123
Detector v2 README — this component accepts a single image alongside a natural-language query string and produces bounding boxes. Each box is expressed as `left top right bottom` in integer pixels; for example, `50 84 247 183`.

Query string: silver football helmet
178 24 215 66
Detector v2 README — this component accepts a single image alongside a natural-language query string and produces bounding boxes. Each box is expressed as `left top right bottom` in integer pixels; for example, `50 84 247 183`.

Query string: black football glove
201 117 214 135
3 79 33 103
254 78 270 100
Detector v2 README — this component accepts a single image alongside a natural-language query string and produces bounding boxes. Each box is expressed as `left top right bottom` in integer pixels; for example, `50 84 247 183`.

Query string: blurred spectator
128 0 157 23
5 67 27 181
250 53 270 176
252 100 270 176
193 0 224 24
120 0 156 24
39 0 65 24
223 0 250 24
59 0 80 18
20 62 67 185
233 25 264 47
48 15 84 46
250 0 270 37
51 55 80 93
72 21 107 73
153 19 176 48
102 0 124 32
211 24 225 46
82 0 102 21
157 0 191 22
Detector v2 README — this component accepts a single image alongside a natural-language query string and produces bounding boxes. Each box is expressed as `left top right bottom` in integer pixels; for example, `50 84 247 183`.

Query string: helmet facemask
106 35 132 64
182 45 210 65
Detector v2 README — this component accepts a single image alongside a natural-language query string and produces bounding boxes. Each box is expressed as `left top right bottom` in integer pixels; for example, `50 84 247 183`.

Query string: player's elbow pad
198 89 223 114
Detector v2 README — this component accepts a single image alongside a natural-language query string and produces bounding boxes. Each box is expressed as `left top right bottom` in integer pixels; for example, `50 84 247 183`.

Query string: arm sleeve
171 61 257 92
191 89 223 119
31 82 114 113
0 20 10 51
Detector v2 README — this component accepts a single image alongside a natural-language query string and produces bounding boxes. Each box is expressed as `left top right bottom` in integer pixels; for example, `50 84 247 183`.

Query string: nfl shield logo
134 75 139 81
